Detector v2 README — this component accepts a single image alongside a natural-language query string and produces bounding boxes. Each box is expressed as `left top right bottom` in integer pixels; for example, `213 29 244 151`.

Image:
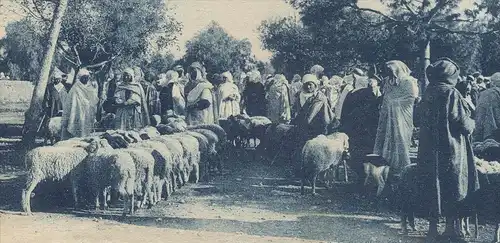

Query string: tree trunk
420 39 431 95
22 0 69 149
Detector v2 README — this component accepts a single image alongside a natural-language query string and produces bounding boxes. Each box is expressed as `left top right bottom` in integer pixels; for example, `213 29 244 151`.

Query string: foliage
260 0 500 78
183 21 254 77
2 0 181 81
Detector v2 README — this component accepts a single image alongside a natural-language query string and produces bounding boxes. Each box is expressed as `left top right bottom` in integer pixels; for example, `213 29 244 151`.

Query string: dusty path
0 149 497 243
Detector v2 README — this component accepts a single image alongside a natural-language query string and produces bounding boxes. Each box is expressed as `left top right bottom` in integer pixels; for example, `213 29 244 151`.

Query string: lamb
21 140 93 213
85 140 136 215
300 132 350 195
128 140 175 202
190 129 222 174
188 124 227 144
120 148 155 209
45 117 62 145
149 136 187 188
168 133 201 183
183 131 211 181
139 126 160 140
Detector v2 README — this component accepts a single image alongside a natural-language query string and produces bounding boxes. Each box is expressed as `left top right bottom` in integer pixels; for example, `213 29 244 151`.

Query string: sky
0 0 473 61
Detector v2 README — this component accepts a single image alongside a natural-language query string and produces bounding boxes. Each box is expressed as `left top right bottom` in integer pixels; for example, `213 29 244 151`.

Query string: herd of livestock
18 112 500 242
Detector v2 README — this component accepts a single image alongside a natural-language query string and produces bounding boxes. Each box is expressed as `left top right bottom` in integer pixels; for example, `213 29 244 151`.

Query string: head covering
174 65 184 73
353 68 365 77
247 70 261 83
310 65 324 77
302 74 320 87
272 74 287 85
343 74 355 85
77 68 90 81
165 70 179 85
321 76 329 85
490 72 500 87
292 74 302 83
133 66 144 82
122 68 135 83
466 75 474 82
385 60 412 86
426 58 461 86
221 71 234 83
189 62 204 81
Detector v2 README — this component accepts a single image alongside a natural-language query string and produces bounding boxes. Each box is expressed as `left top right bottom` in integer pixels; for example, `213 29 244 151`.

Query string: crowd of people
41 58 500 241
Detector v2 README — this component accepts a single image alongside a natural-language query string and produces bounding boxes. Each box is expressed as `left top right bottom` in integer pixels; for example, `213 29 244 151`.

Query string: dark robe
160 83 175 115
243 82 266 117
416 62 480 218
291 91 334 140
340 88 381 177
44 83 64 117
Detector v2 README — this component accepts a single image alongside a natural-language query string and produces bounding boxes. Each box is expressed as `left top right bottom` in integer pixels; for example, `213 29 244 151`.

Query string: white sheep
128 140 175 202
120 148 155 209
183 131 211 181
168 133 201 183
85 140 136 215
190 129 221 174
21 140 93 213
300 132 350 195
45 117 62 145
149 136 187 188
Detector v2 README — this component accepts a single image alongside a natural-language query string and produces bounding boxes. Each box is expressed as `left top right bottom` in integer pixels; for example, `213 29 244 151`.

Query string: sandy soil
0 148 497 243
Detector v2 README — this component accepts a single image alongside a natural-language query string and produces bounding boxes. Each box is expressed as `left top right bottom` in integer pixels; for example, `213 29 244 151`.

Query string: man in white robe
186 62 217 125
217 71 241 119
61 68 98 140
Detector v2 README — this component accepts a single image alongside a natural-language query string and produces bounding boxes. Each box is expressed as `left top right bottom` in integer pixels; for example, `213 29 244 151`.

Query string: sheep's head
85 139 99 154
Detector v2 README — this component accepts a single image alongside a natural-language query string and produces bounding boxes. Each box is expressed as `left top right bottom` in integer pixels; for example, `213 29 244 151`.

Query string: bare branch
402 0 418 17
84 51 122 69
430 23 500 36
346 4 400 23
32 0 51 22
73 45 82 66
426 0 452 24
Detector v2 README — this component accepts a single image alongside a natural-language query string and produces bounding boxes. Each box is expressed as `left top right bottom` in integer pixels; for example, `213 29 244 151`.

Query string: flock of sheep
22 117 227 215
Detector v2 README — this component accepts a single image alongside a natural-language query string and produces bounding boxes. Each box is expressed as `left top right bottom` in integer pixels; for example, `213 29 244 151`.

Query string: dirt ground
0 145 498 243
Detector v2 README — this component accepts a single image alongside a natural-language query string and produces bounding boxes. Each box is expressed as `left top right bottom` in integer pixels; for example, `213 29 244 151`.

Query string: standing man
61 69 99 140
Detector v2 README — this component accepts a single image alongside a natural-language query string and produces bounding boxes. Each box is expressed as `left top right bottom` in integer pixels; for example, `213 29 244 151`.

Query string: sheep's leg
400 213 408 235
375 171 385 197
311 174 318 196
426 217 439 241
300 175 305 195
493 223 500 243
409 211 416 232
343 160 348 182
70 177 79 209
474 213 478 239
95 190 100 211
102 188 109 210
193 163 200 183
130 193 135 215
22 176 40 214
122 195 129 216
464 216 471 237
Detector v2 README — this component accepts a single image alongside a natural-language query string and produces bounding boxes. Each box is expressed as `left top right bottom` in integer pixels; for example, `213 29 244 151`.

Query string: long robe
45 82 65 117
473 87 500 142
217 81 241 119
417 82 479 218
292 91 335 140
186 81 217 125
266 81 291 123
334 84 354 119
373 76 418 174
61 81 98 140
145 83 161 116
289 82 303 111
159 81 185 118
114 83 150 130
242 82 266 116
341 88 381 176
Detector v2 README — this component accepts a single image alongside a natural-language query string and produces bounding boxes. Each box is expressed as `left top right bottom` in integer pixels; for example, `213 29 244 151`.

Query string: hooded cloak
242 70 266 116
266 74 291 123
217 71 241 119
159 70 186 118
185 63 218 125
373 60 419 174
61 69 98 139
416 58 479 218
114 68 151 130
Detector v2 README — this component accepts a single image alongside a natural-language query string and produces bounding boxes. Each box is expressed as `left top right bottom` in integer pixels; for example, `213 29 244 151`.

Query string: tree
4 0 181 81
183 21 254 81
23 0 68 148
286 0 500 92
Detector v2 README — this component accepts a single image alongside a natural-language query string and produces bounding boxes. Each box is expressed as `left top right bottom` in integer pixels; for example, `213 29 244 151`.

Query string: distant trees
260 0 500 89
183 22 254 78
